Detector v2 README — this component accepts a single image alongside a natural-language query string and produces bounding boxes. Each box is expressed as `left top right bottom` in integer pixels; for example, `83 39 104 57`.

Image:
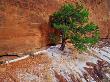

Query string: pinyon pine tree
50 3 100 51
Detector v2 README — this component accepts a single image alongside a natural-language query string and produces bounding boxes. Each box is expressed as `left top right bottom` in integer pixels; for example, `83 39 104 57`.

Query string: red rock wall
0 0 109 53
0 0 59 53
84 0 110 38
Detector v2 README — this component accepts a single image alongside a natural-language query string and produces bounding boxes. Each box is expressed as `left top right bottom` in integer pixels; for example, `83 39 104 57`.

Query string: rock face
0 43 110 82
0 0 110 53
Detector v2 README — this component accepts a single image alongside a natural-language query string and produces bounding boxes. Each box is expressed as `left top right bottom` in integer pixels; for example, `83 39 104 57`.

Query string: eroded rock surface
0 0 110 53
0 42 110 82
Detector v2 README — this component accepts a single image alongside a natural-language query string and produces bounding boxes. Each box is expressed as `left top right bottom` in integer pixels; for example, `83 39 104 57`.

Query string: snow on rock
3 44 110 82
18 72 39 82
45 45 110 82
91 47 110 63
5 55 29 64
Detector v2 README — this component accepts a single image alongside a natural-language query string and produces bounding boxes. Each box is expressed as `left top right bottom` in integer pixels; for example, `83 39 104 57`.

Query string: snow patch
45 45 110 82
5 44 110 82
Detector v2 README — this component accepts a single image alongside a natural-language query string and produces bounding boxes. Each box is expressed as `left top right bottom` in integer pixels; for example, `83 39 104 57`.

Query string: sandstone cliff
0 0 110 53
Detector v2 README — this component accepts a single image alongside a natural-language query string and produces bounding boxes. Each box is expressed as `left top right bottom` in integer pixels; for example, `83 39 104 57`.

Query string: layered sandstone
0 0 110 53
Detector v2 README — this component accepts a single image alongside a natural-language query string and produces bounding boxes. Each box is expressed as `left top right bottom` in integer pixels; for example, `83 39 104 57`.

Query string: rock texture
0 0 110 53
0 43 110 82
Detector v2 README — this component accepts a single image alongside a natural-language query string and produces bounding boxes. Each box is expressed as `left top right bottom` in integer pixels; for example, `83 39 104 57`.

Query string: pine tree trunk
60 32 66 51
60 39 66 51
